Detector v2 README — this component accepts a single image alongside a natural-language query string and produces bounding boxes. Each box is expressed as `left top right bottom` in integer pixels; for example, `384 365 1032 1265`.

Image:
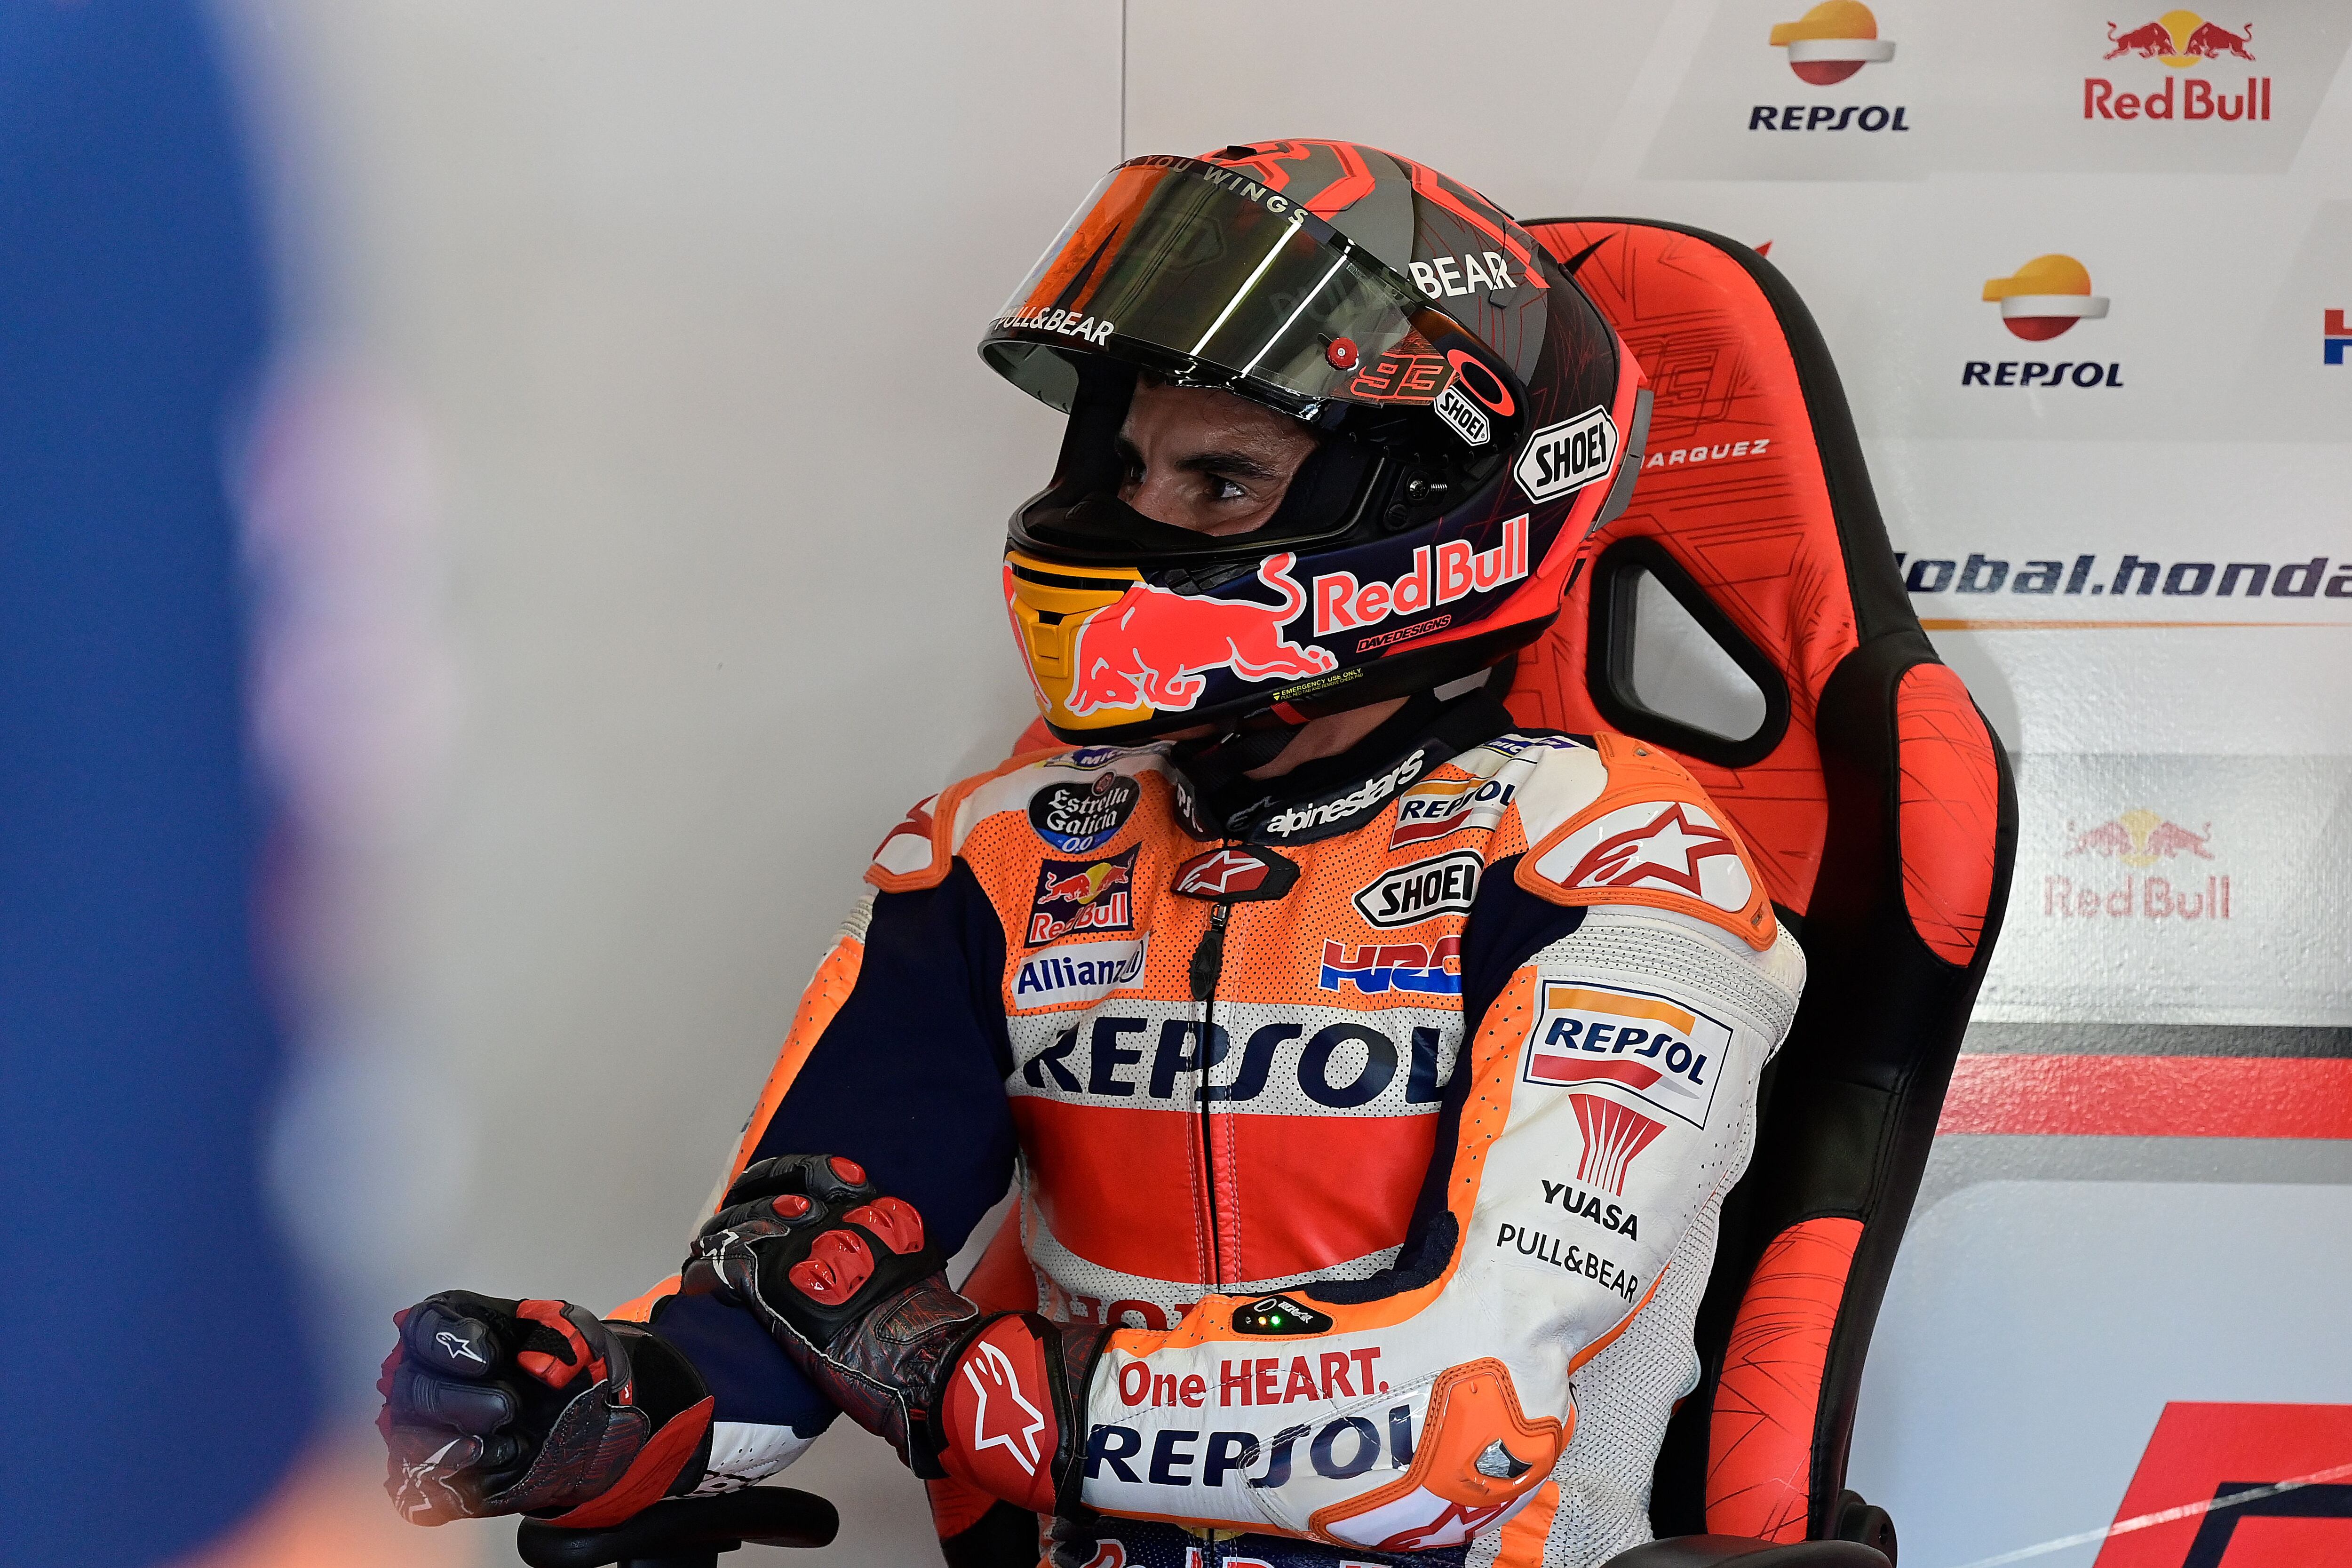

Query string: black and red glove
378 1290 713 1527
680 1154 1104 1516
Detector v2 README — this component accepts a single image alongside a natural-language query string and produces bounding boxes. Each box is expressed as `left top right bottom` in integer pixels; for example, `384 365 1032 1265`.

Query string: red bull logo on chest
1026 845 1142 946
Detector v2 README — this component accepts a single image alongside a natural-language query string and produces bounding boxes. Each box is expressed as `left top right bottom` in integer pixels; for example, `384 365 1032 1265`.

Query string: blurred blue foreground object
0 2 317 1565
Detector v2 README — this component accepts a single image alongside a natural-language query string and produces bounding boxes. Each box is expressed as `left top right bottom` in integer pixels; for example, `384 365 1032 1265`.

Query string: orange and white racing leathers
634 690 1805 1567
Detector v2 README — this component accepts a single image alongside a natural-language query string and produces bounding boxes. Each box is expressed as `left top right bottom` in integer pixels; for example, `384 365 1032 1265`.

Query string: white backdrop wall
219 5 2350 1568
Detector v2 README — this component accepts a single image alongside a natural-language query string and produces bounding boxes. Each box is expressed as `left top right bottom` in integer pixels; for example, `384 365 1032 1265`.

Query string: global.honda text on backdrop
1893 551 2350 603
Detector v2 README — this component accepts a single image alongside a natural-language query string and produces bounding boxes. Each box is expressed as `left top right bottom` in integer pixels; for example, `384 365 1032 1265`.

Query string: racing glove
680 1153 1104 1516
379 1290 714 1527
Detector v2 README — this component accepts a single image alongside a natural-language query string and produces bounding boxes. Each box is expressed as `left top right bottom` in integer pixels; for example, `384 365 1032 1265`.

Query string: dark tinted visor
980 158 1436 414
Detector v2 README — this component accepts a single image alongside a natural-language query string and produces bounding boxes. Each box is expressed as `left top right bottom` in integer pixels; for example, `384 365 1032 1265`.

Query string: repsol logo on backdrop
1748 104 1910 132
1086 1407 1415 1490
1020 1015 1453 1106
1896 552 2352 599
1961 358 2123 389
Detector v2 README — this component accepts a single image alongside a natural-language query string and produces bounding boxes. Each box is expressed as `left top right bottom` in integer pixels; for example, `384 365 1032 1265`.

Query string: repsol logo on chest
1352 850 1482 928
1029 772 1140 854
1019 1014 1453 1108
1086 1404 1414 1490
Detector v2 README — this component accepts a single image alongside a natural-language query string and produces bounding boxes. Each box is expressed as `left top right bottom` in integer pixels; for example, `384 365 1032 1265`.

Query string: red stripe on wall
1938 1054 2352 1139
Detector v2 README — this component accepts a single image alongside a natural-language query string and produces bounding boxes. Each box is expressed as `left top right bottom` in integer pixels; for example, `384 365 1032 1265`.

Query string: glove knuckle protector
680 1153 1108 1510
378 1291 714 1528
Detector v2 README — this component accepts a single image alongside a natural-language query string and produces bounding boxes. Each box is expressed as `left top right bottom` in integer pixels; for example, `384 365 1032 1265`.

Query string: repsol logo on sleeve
1085 1405 1414 1490
1018 1014 1453 1107
1522 980 1728 1129
1351 850 1482 928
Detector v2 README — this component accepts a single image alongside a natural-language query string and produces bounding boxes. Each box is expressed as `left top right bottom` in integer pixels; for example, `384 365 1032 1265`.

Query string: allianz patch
1521 979 1729 1130
1388 774 1518 849
1009 934 1150 1012
1352 849 1482 929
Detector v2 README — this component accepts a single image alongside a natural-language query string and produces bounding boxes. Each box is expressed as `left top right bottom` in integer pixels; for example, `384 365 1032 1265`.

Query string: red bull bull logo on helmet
2086 13 2271 124
1062 552 1336 719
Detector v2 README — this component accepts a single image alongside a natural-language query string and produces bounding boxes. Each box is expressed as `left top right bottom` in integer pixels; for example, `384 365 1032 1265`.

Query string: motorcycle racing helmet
982 140 1653 744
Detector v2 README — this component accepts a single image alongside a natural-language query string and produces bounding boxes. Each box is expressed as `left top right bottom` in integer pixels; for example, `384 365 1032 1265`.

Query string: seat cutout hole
1620 566 1770 745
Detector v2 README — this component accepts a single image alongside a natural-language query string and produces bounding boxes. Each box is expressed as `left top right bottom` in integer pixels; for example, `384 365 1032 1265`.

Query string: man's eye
1211 477 1248 502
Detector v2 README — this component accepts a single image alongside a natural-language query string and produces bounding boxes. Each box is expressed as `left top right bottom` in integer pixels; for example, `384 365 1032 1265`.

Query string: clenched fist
379 1290 711 1527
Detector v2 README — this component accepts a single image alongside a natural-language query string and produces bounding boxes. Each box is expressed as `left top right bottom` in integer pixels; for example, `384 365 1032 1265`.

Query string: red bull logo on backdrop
1061 553 1336 718
2086 12 2272 123
2043 810 2232 924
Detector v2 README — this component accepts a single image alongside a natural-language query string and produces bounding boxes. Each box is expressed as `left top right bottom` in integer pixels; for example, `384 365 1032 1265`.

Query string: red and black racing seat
1505 218 2018 1561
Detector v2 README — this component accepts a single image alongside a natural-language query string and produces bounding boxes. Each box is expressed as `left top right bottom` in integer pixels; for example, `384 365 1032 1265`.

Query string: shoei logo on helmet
1063 554 1335 719
1513 406 1619 504
1434 349 1515 446
1312 515 1529 638
1407 251 1521 300
1433 382 1491 446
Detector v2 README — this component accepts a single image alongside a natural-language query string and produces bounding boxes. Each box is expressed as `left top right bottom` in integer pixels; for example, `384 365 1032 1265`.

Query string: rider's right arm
616 858 1021 1491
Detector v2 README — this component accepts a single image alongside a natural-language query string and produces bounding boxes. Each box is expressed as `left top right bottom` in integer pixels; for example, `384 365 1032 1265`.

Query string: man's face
1117 381 1321 537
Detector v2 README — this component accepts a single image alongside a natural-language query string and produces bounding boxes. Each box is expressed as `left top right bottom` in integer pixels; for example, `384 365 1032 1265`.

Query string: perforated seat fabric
1506 218 2016 1544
